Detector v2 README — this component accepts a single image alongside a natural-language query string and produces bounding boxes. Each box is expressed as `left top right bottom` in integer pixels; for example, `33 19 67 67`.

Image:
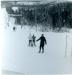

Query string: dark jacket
37 36 47 46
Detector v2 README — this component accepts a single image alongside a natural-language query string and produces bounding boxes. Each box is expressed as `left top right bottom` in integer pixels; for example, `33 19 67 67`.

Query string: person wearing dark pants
37 34 47 53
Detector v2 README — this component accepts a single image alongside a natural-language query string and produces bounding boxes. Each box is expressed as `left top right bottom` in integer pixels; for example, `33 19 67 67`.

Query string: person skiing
28 33 32 46
37 34 47 53
32 34 36 46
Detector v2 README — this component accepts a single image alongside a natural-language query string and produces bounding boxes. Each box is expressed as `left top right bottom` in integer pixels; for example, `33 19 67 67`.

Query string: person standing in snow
37 34 47 53
32 34 36 46
28 33 33 46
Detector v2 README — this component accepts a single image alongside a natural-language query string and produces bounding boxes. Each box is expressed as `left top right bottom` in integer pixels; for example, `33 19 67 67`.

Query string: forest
5 2 72 31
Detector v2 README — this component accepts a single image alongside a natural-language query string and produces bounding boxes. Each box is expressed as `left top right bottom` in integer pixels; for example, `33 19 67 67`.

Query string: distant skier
32 34 36 46
28 33 33 46
37 34 47 53
13 26 16 31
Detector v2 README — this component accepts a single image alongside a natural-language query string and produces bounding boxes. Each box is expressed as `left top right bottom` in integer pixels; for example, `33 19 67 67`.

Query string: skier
13 26 16 31
32 34 36 46
28 33 33 46
37 34 47 53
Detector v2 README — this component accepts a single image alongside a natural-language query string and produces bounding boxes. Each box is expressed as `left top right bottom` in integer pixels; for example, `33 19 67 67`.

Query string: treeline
6 2 72 30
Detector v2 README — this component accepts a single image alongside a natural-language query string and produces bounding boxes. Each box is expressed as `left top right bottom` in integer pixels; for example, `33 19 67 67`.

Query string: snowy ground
0 8 72 75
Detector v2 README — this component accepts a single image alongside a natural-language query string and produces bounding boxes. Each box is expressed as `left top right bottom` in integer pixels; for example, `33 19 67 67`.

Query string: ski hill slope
1 25 72 74
1 8 72 75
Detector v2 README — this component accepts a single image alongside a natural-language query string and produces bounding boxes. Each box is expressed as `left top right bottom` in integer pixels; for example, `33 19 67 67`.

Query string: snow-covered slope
1 8 72 75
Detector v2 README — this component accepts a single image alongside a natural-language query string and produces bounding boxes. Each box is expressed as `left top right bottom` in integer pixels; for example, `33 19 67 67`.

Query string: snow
1 8 72 75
